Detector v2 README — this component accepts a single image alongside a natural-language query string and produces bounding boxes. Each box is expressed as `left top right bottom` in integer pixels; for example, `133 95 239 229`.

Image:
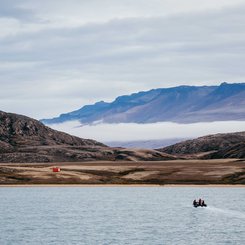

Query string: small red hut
52 167 61 172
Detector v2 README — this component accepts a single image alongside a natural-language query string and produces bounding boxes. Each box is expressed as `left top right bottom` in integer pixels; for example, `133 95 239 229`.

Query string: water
0 187 244 245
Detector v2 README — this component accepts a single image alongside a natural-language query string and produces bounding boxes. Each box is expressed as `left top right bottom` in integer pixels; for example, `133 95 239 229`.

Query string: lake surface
0 187 244 245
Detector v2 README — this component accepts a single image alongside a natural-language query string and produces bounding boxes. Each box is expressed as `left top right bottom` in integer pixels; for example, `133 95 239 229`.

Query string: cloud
0 1 35 21
48 121 245 142
17 0 245 26
0 1 245 118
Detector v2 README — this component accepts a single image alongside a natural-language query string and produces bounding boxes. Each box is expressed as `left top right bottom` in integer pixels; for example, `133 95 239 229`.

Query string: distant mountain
106 138 188 149
0 111 175 162
42 82 245 124
157 131 245 159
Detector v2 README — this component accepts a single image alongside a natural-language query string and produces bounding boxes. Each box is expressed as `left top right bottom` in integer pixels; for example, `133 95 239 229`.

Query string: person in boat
198 198 202 206
201 200 206 206
193 199 197 206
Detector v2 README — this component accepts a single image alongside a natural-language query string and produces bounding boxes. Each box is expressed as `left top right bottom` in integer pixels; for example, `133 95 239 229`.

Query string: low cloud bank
48 121 245 143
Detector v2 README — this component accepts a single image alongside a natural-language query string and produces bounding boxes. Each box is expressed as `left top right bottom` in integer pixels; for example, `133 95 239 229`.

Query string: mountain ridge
42 82 245 124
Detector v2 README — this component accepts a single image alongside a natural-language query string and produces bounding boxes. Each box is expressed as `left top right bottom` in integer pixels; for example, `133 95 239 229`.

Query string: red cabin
52 167 61 172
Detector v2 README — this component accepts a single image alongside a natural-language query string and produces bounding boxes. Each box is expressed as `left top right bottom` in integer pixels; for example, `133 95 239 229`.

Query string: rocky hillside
158 132 245 159
0 111 174 163
204 142 245 159
42 82 245 124
0 111 105 148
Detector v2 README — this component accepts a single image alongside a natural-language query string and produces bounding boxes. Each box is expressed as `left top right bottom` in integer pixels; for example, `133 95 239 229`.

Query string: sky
0 0 245 119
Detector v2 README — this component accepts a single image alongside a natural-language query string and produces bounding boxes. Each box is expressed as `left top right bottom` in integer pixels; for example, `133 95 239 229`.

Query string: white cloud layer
0 0 245 118
49 121 245 142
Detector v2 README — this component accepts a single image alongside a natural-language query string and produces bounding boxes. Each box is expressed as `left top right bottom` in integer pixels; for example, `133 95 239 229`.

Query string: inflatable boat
193 203 207 208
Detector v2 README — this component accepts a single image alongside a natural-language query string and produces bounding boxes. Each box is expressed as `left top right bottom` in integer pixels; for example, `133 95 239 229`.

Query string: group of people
193 198 206 207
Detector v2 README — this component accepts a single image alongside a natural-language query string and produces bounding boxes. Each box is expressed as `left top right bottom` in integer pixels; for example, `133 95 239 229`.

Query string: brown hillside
0 111 174 163
158 132 245 159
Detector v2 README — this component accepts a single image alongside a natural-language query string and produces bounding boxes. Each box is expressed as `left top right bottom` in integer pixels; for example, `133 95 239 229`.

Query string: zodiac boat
193 203 207 208
193 200 207 208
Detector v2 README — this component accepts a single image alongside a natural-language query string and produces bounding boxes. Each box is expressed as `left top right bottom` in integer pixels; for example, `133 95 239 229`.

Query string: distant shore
0 184 244 187
0 159 244 185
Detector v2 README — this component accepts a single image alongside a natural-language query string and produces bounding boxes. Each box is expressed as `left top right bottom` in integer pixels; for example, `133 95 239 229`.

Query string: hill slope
0 111 174 163
158 131 245 159
0 111 104 148
42 82 245 124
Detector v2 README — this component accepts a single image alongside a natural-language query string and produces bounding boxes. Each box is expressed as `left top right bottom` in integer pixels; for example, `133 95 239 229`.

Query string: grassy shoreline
0 184 244 187
1 159 244 185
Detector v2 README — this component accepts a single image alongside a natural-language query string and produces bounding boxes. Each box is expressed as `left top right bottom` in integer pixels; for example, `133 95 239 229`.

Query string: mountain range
42 82 245 124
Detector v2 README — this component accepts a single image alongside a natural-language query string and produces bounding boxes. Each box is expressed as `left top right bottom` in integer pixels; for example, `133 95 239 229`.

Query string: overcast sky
1 0 245 119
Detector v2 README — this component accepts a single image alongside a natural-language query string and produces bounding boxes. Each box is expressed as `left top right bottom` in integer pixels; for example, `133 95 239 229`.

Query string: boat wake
206 206 245 219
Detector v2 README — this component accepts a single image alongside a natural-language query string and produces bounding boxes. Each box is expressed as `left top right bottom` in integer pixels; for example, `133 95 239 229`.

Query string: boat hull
193 204 207 208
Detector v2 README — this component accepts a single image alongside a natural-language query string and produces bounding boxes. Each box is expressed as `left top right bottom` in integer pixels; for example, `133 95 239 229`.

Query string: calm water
0 187 244 245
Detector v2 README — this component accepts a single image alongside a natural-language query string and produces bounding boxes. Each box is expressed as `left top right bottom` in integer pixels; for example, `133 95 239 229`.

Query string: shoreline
1 160 244 186
0 184 244 187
